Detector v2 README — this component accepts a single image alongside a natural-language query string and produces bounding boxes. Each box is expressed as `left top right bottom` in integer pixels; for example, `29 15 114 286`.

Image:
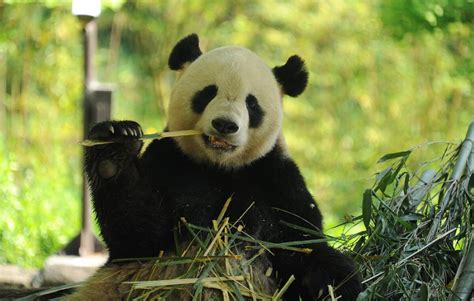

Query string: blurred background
0 0 472 269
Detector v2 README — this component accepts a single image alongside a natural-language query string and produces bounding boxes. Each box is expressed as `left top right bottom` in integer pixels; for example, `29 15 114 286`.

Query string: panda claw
109 125 115 134
122 128 128 136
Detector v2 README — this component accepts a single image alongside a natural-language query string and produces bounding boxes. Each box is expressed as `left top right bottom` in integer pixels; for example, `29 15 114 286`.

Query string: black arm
84 121 174 260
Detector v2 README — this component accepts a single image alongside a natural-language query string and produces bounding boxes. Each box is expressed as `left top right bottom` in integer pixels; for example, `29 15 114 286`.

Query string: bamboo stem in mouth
80 129 202 147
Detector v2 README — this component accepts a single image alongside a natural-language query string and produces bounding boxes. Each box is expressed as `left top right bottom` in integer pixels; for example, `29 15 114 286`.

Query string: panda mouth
203 135 237 151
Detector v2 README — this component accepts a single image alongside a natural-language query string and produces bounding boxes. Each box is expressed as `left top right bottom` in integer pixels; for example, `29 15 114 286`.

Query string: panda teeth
208 135 233 149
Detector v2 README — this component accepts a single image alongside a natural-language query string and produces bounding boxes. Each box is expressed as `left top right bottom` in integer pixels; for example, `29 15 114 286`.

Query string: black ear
272 55 308 97
168 33 202 70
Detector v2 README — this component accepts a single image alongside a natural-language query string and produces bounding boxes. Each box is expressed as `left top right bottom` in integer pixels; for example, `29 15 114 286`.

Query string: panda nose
212 118 239 134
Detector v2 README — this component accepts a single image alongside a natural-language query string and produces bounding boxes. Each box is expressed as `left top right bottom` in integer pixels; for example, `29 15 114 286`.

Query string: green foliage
0 140 81 267
0 3 82 267
0 0 472 268
379 0 474 37
339 137 472 299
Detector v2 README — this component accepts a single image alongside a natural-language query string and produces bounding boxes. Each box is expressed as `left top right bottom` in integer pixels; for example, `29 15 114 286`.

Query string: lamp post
35 3 111 286
68 0 111 256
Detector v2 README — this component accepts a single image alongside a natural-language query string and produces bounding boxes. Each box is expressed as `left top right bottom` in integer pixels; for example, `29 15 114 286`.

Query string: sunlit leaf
375 167 393 193
377 150 412 163
362 189 372 232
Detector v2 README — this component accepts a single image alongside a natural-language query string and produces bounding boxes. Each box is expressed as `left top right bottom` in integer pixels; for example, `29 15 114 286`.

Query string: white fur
168 46 282 169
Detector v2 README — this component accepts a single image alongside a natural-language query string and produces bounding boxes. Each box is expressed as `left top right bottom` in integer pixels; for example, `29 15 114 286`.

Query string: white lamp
72 0 102 18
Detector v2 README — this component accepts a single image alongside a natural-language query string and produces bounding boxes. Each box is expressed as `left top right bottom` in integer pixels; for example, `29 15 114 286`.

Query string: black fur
191 85 218 114
272 55 309 97
246 94 265 128
85 120 362 300
168 33 202 70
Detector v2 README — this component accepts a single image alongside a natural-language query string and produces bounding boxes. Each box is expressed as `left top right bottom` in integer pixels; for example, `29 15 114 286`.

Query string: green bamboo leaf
419 283 428 301
362 189 373 232
377 150 412 163
375 167 393 193
402 172 410 194
400 213 424 221
389 159 406 182
375 167 392 183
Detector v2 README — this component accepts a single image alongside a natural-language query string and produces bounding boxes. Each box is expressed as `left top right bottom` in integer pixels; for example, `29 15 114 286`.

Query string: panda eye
246 94 264 128
246 95 258 109
191 85 218 114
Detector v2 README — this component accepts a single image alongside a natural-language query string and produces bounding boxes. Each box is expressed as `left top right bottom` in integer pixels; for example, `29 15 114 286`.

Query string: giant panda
71 34 362 300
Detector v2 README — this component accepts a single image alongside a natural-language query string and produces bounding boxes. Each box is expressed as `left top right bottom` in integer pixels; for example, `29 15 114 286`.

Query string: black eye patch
246 94 264 128
191 85 218 114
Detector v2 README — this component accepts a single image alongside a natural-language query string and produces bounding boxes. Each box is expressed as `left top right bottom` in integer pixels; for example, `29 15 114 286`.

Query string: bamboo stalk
216 196 233 227
468 135 474 173
112 254 240 264
451 122 474 181
204 218 229 256
183 222 314 253
16 283 83 301
80 129 202 146
203 282 273 300
450 237 474 301
409 169 436 210
125 275 246 289
272 275 295 301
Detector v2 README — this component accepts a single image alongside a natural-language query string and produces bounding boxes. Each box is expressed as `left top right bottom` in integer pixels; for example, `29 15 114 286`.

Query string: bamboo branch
427 123 474 240
80 129 202 146
124 275 246 288
451 122 474 181
450 237 474 301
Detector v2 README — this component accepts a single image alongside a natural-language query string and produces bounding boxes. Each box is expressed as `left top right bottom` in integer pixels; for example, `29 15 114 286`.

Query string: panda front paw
88 120 143 154
86 120 144 180
89 120 143 142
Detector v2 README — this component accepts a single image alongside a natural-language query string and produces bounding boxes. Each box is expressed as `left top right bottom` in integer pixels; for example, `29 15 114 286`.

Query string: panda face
167 46 282 169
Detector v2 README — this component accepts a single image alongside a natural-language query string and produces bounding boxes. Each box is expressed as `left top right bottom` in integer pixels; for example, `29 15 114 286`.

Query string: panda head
167 34 308 169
